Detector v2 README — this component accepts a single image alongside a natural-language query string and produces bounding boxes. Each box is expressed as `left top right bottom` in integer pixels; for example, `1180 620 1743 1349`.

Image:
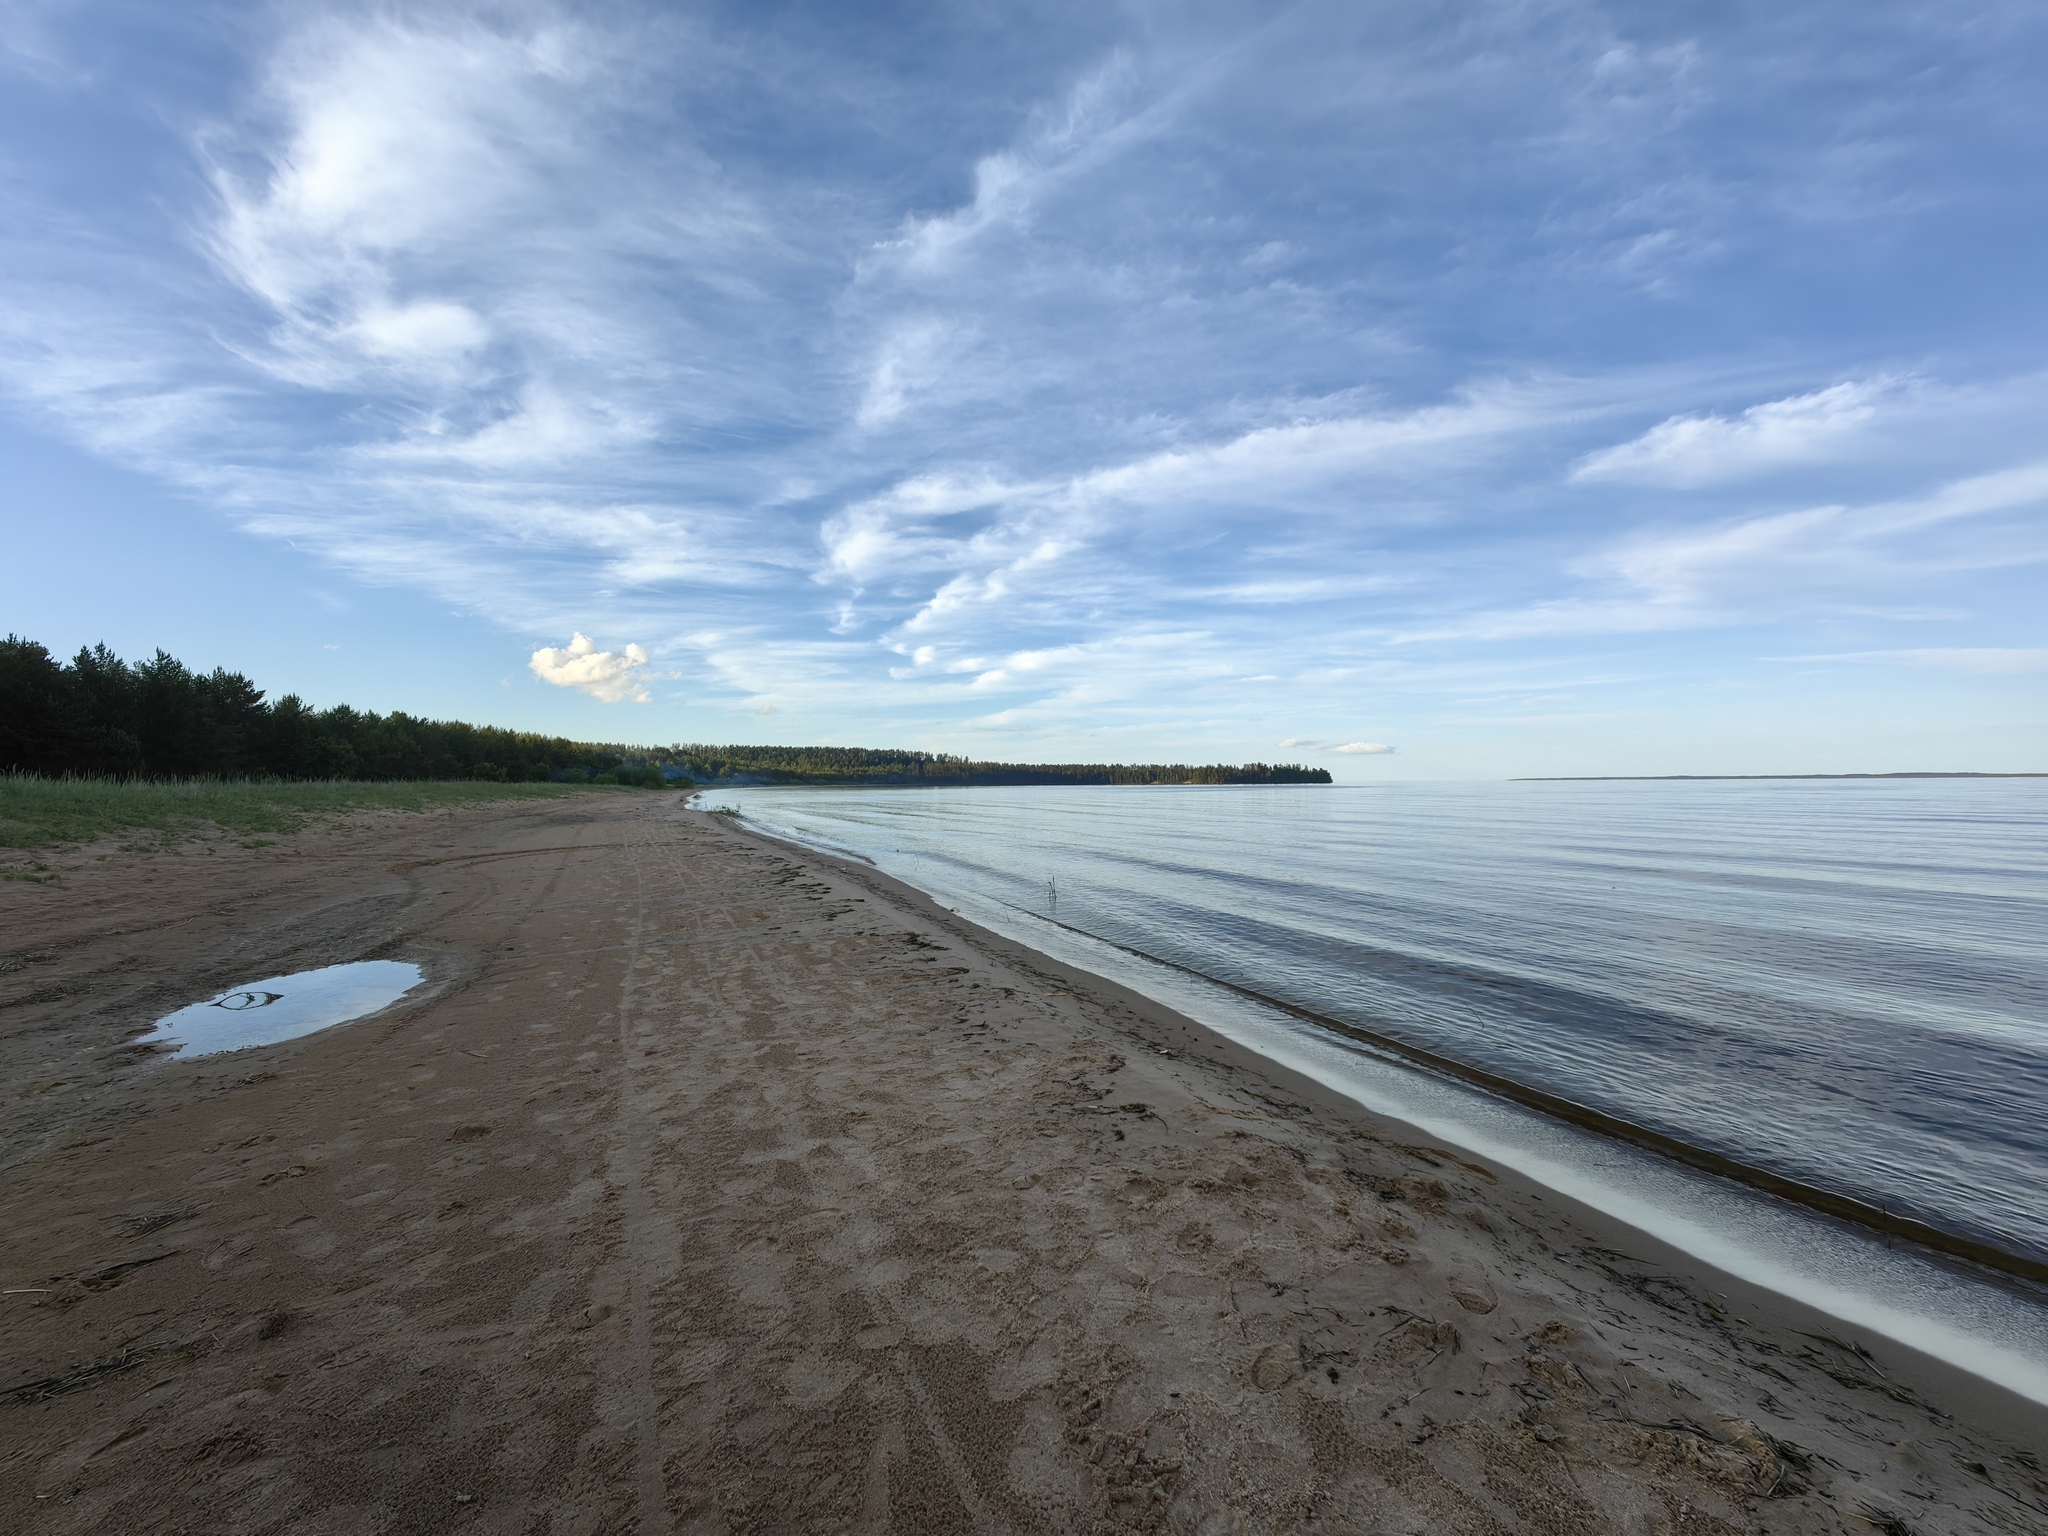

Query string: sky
1 0 2043 778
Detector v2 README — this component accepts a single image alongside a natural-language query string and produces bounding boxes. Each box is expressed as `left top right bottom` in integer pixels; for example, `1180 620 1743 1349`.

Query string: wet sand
2 792 2043 1534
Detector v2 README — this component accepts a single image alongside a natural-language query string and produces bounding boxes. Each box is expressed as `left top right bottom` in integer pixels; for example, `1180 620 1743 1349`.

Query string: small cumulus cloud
1571 381 1890 488
529 632 652 702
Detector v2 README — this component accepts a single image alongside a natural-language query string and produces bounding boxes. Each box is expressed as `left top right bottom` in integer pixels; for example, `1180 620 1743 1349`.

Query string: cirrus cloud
0 3 2043 773
1772 647 2048 675
1277 739 1396 755
1570 380 1891 488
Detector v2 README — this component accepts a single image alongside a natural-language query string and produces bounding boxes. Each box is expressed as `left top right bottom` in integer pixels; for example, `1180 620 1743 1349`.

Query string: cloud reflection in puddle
141 960 424 1058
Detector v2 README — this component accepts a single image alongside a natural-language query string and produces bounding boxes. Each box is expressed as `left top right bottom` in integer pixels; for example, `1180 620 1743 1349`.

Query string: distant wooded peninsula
0 636 1330 787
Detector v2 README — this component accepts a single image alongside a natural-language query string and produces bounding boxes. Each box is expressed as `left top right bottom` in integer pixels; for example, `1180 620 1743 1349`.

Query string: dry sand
2 792 2044 1535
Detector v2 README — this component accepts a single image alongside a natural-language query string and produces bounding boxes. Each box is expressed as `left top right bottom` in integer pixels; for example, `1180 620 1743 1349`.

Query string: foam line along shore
711 781 2048 1408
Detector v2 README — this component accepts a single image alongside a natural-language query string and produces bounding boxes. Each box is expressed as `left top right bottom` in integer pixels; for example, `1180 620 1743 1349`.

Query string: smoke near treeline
0 637 1330 788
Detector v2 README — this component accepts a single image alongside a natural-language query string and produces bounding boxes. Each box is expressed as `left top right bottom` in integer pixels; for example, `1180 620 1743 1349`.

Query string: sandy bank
1 794 2041 1533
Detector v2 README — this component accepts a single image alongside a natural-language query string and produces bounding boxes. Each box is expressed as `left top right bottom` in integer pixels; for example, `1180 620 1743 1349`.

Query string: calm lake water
722 780 2048 1270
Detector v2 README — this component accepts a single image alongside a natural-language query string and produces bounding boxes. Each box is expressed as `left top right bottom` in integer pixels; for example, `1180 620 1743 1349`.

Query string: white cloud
818 386 1570 652
899 540 1070 635
366 385 656 470
529 632 652 702
346 300 490 363
1571 380 1890 487
1275 738 1394 754
3 5 2043 771
876 53 1146 274
1774 648 2048 675
1073 387 1551 509
818 471 1040 583
1585 460 2048 607
1426 458 2048 642
855 319 957 429
206 15 592 387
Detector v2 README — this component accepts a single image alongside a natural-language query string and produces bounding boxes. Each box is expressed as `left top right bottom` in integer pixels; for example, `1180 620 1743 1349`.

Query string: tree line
0 635 1331 787
666 746 1329 786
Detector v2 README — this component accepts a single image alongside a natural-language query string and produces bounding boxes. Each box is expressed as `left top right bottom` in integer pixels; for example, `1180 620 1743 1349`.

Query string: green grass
0 774 635 853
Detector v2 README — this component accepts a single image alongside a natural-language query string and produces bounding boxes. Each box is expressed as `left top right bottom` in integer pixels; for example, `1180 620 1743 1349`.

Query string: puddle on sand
140 960 425 1058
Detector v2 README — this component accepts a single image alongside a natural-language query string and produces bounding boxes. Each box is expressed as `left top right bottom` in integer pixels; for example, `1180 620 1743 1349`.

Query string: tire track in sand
614 826 670 1536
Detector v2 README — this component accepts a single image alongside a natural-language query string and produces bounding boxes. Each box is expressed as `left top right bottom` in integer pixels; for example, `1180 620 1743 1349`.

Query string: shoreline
975 882 2048 1288
4 793 2043 1531
721 809 2048 1441
712 786 2048 1375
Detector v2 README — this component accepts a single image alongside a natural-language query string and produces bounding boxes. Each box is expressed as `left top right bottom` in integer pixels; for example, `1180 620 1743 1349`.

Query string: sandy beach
2 792 2043 1535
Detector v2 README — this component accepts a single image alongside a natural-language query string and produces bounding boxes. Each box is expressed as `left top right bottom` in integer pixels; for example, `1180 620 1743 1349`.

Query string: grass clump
0 774 621 853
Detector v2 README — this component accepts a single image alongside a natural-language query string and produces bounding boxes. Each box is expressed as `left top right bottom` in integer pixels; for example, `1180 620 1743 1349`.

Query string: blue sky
2 0 2043 776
